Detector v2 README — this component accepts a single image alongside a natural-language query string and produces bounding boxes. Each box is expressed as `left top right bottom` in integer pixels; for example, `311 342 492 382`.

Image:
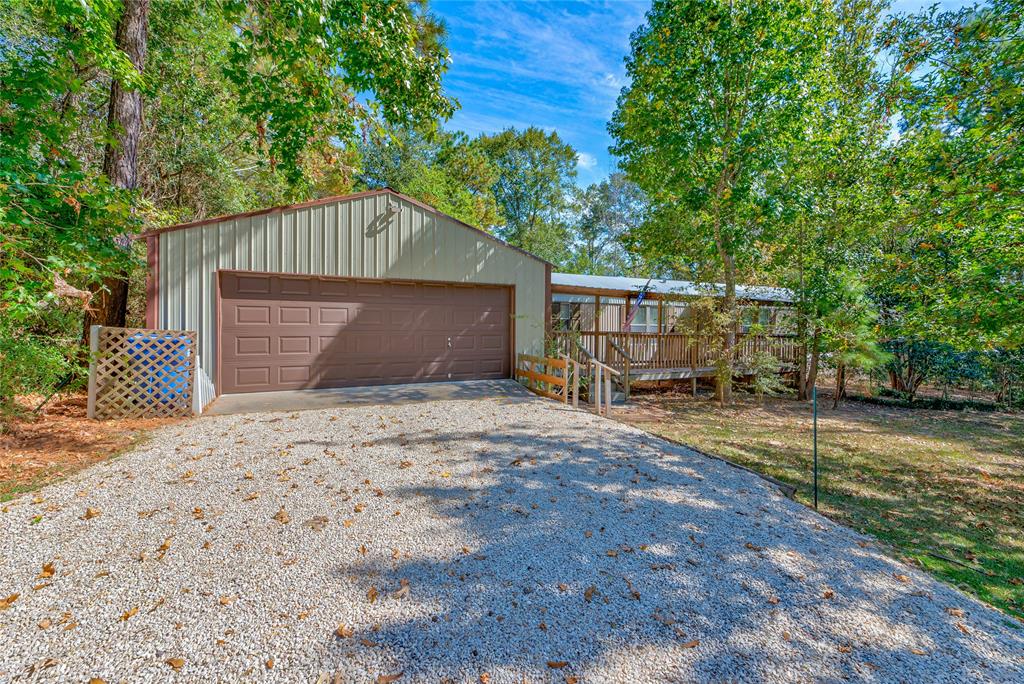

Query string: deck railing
550 330 800 374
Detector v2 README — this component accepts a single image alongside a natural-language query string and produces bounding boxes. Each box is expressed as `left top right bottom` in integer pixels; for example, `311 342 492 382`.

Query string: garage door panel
279 306 311 324
280 277 313 296
235 305 270 325
220 273 510 393
235 336 270 356
279 366 311 384
278 336 311 354
318 307 349 326
319 280 351 297
234 367 270 387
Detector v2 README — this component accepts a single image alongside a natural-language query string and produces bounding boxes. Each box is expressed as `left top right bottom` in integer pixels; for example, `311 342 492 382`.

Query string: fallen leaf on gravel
166 657 185 670
193 507 204 520
782 631 791 641
38 562 55 579
838 644 853 653
745 542 764 552
392 579 410 599
680 640 700 649
910 648 927 656
823 589 835 600
893 573 910 583
583 585 596 602
37 618 51 630
335 624 354 638
243 492 260 501
88 679 106 684
479 674 490 684
180 470 194 480
547 661 568 669
343 519 355 527
606 550 618 557
32 582 51 591
305 516 329 531
767 596 780 605
652 611 675 625
565 677 579 684
399 461 413 469
440 471 451 478
32 494 44 504
82 507 101 520
956 622 970 635
64 621 78 631
584 530 592 538
376 673 403 683
367 586 378 603
945 607 964 617
358 544 367 555
354 503 366 513
360 638 378 647
244 471 254 480
265 659 274 669
219 596 233 606
120 607 138 621
272 508 291 524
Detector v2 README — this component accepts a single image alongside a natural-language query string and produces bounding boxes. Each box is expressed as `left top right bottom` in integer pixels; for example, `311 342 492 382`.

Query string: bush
0 334 79 428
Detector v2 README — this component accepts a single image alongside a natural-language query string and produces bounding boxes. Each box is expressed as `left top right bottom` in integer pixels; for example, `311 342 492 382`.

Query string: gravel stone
1 381 1022 683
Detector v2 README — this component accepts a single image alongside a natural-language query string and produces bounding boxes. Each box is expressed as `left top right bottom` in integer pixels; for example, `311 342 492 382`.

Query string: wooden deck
550 330 799 391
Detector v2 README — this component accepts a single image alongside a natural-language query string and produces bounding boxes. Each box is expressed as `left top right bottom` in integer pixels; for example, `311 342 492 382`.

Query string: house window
628 304 660 333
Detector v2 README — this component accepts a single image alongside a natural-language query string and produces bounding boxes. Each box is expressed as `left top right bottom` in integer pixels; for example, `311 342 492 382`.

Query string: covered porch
547 273 799 393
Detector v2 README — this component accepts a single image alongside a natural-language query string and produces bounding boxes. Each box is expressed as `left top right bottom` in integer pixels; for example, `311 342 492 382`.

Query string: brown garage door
219 272 511 394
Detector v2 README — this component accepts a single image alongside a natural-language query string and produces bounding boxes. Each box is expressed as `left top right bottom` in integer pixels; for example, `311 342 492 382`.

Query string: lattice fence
87 326 197 419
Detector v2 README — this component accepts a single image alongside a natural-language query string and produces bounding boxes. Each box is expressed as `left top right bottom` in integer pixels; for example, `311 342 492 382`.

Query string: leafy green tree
222 0 456 193
567 173 647 276
477 127 578 263
610 0 827 404
877 0 1024 352
775 0 889 400
358 127 503 228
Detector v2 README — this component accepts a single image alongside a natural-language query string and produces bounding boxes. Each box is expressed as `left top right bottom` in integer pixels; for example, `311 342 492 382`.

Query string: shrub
0 334 79 428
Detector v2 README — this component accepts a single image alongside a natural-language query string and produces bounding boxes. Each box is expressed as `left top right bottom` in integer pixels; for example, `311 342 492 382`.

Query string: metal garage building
142 189 550 396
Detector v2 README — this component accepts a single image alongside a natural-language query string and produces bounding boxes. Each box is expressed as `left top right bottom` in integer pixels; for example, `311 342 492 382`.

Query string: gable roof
139 188 550 266
551 272 794 303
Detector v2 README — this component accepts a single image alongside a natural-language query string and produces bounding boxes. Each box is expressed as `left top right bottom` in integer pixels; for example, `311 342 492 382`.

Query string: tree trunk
802 328 821 400
832 362 846 409
82 0 150 342
718 254 737 406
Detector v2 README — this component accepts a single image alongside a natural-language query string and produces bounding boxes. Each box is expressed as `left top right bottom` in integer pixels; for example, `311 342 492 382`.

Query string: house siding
156 192 547 388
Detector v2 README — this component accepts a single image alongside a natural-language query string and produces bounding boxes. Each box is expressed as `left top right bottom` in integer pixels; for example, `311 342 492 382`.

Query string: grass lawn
617 390 1024 623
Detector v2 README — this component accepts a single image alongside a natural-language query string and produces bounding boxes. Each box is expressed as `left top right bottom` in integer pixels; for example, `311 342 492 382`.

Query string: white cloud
577 152 598 170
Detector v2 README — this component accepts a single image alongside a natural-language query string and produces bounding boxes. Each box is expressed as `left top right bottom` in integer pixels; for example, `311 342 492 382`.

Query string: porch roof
551 273 794 304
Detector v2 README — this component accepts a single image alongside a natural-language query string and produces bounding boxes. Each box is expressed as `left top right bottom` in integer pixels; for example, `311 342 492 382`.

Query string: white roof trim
551 273 794 303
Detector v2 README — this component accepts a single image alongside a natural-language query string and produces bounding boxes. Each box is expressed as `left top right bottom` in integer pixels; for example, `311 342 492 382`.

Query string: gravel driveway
2 381 1022 683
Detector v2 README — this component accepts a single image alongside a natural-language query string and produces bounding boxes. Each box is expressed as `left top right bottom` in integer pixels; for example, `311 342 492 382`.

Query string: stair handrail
607 337 632 400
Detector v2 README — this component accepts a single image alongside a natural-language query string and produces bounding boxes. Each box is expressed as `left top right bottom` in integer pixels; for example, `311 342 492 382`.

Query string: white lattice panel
88 326 197 419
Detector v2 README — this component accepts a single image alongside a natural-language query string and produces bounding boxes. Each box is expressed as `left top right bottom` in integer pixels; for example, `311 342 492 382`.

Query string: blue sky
432 0 968 187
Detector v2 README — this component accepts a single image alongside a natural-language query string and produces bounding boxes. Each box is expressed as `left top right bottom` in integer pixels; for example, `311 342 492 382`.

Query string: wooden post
605 369 613 416
594 364 602 414
623 355 631 401
86 325 101 419
692 376 697 397
572 361 580 408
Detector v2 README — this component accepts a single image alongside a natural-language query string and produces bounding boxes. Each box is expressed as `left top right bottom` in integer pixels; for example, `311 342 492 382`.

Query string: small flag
623 279 653 331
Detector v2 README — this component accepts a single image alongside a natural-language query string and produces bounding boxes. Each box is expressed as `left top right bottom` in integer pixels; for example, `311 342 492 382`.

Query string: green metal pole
813 385 818 510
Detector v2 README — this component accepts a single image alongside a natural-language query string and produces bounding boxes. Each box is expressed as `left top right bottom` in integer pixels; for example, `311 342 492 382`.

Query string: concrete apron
204 379 533 416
